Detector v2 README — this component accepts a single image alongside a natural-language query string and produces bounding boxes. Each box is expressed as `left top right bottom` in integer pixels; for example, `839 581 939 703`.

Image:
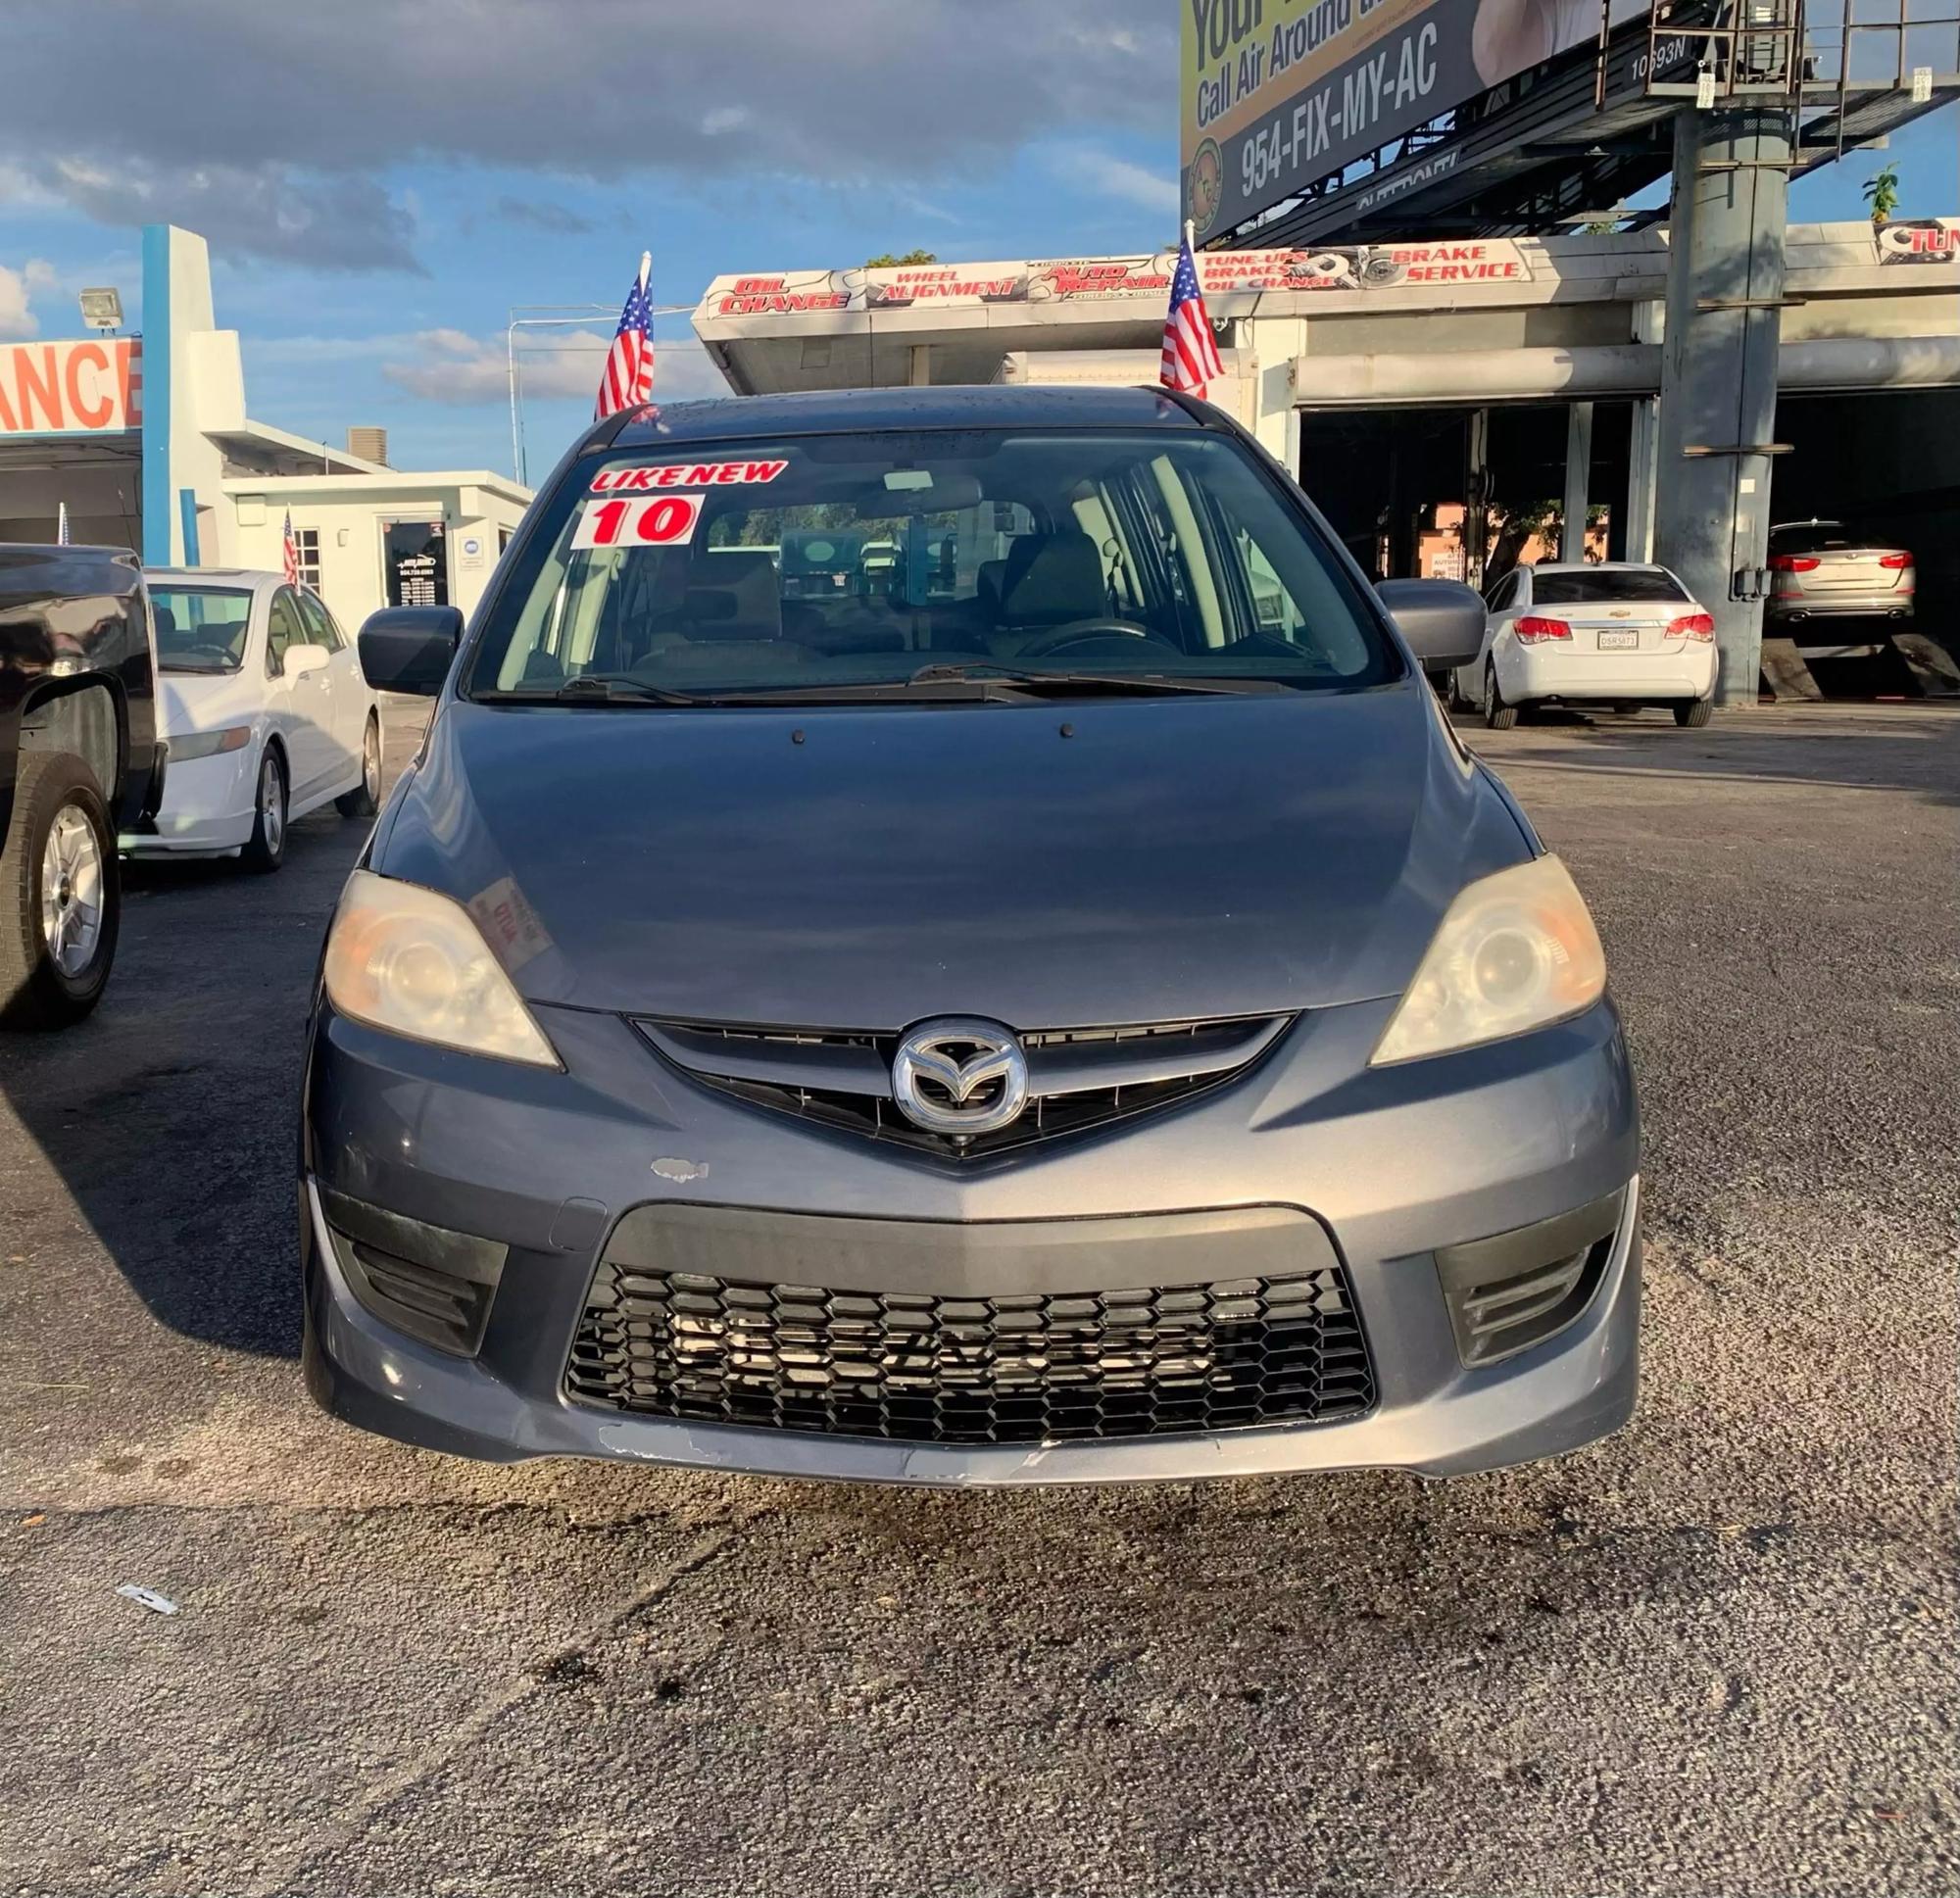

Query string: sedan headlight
322 869 559 1067
1370 854 1606 1067
169 724 252 761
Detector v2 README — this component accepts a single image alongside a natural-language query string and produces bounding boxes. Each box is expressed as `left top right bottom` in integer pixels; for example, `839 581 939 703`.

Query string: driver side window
297 590 344 652
265 590 304 678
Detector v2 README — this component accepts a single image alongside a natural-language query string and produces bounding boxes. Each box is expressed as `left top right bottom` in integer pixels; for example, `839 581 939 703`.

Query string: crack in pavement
237 1514 758 1897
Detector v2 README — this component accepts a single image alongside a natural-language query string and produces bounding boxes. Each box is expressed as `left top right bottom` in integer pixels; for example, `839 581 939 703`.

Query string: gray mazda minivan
302 385 1641 1484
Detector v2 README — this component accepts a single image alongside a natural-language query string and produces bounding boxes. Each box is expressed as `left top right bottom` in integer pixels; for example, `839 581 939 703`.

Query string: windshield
1533 568 1687 606
467 428 1397 702
152 586 253 673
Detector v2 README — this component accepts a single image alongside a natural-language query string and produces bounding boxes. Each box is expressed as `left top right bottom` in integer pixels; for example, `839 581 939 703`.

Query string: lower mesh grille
564 1260 1375 1445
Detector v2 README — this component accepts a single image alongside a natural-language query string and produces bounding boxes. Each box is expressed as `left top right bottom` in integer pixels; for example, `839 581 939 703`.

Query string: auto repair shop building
0 223 529 627
692 223 1960 649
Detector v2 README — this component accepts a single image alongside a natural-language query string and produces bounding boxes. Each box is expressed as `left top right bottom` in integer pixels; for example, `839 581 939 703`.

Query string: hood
157 669 258 740
374 685 1529 1030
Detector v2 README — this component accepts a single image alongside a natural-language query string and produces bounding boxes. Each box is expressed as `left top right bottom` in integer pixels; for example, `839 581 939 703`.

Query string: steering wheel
1013 619 1182 660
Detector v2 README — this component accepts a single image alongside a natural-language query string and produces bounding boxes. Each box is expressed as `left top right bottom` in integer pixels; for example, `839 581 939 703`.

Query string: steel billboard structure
1188 0 1960 246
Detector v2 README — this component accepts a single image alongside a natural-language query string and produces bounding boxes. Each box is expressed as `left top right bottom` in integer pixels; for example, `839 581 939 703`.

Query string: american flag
281 508 300 587
595 252 655 421
1160 233 1224 399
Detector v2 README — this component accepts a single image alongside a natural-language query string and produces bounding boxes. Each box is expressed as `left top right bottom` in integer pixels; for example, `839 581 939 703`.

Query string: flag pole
1185 219 1197 253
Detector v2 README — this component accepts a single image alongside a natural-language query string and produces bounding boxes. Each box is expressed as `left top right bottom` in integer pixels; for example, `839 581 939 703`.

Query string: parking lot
2 697 1955 1896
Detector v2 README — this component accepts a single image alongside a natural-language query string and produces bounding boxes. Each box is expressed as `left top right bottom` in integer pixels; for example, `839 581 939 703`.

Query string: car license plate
1596 630 1640 651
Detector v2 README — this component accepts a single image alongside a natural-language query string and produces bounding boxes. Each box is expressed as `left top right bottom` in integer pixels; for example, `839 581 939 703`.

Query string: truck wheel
242 746 287 872
1484 662 1519 731
0 752 121 1029
1674 698 1713 728
336 714 381 818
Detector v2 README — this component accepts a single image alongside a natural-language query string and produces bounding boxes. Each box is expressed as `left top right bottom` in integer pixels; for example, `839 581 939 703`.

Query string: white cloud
0 258 58 340
0 2 1173 271
1061 146 1180 219
383 329 727 406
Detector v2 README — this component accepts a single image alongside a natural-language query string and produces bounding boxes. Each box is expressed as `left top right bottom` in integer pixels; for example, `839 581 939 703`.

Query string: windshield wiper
546 675 708 706
906 661 1289 697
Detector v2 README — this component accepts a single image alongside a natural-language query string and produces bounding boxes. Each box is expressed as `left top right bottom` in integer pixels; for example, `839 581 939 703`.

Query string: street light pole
505 303 699 488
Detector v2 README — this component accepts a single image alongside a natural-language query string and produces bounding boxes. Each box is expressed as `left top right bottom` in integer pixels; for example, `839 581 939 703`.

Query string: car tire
0 751 121 1030
336 714 382 818
1674 697 1713 728
241 746 288 873
1483 663 1518 731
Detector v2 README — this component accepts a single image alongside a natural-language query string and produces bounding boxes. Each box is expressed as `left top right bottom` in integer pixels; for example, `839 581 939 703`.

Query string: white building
0 223 529 628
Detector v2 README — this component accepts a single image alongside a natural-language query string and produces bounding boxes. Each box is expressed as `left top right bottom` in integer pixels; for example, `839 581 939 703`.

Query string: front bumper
301 995 1642 1485
119 747 257 856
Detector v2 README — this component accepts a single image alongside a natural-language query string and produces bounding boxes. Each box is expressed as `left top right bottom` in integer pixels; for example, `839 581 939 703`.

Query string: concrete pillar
1655 106 1792 704
1626 399 1660 561
1561 402 1594 563
908 344 932 387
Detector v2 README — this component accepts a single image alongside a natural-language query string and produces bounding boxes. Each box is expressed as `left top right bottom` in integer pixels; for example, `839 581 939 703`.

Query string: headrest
682 549 782 643
153 604 176 641
998 530 1105 626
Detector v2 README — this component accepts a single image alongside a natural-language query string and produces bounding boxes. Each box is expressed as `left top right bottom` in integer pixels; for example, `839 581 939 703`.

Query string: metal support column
1561 402 1595 563
1465 408 1492 587
1655 106 1792 704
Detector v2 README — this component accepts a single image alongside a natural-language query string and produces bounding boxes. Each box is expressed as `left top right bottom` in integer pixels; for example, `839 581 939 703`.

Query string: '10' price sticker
570 493 704 550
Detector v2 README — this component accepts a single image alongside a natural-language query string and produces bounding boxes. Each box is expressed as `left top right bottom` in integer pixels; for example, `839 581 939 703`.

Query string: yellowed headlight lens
1370 853 1607 1066
322 869 559 1067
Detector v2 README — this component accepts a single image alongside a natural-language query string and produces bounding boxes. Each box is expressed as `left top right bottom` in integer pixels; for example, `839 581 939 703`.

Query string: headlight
169 725 252 761
322 870 559 1067
1370 853 1606 1066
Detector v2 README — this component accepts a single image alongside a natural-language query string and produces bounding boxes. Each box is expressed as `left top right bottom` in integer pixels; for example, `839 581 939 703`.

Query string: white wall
226 481 528 629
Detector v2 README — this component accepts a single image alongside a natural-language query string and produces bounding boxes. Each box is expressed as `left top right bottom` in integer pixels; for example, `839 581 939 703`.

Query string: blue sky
0 2 1951 482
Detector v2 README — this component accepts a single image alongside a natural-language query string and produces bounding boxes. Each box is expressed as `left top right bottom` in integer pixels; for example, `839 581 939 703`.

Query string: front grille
635 1013 1292 1160
564 1260 1375 1445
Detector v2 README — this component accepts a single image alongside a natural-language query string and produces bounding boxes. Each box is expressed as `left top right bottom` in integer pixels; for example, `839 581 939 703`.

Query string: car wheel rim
262 758 283 852
40 803 104 977
363 723 379 800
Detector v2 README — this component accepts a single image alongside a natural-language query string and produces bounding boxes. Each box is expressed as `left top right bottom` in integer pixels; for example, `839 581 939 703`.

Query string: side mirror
283 641 330 680
1377 578 1486 671
358 606 464 696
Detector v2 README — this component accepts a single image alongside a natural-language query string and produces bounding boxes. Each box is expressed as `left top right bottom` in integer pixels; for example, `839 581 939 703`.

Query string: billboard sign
0 338 143 436
699 242 1533 328
1182 0 1652 238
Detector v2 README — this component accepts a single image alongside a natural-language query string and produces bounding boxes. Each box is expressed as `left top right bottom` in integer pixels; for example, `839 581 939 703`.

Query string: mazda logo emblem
891 1017 1029 1137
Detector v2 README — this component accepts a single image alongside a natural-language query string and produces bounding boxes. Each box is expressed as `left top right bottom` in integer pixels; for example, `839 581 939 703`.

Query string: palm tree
1863 164 1900 228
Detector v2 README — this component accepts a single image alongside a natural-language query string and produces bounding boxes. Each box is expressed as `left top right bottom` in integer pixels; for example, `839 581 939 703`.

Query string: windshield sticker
591 459 789 493
571 494 705 550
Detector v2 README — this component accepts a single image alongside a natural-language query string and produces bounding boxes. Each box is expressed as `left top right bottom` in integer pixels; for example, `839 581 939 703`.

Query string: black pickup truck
1 545 166 1027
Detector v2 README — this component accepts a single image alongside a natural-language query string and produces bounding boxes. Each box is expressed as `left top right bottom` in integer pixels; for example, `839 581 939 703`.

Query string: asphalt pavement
2 697 1955 1897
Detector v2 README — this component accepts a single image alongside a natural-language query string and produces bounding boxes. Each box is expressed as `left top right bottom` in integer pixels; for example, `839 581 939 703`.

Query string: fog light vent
319 1185 507 1357
1436 1190 1626 1365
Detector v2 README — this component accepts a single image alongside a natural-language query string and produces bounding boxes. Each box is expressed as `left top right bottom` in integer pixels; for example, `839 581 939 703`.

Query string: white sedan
125 568 381 870
1453 562 1718 729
